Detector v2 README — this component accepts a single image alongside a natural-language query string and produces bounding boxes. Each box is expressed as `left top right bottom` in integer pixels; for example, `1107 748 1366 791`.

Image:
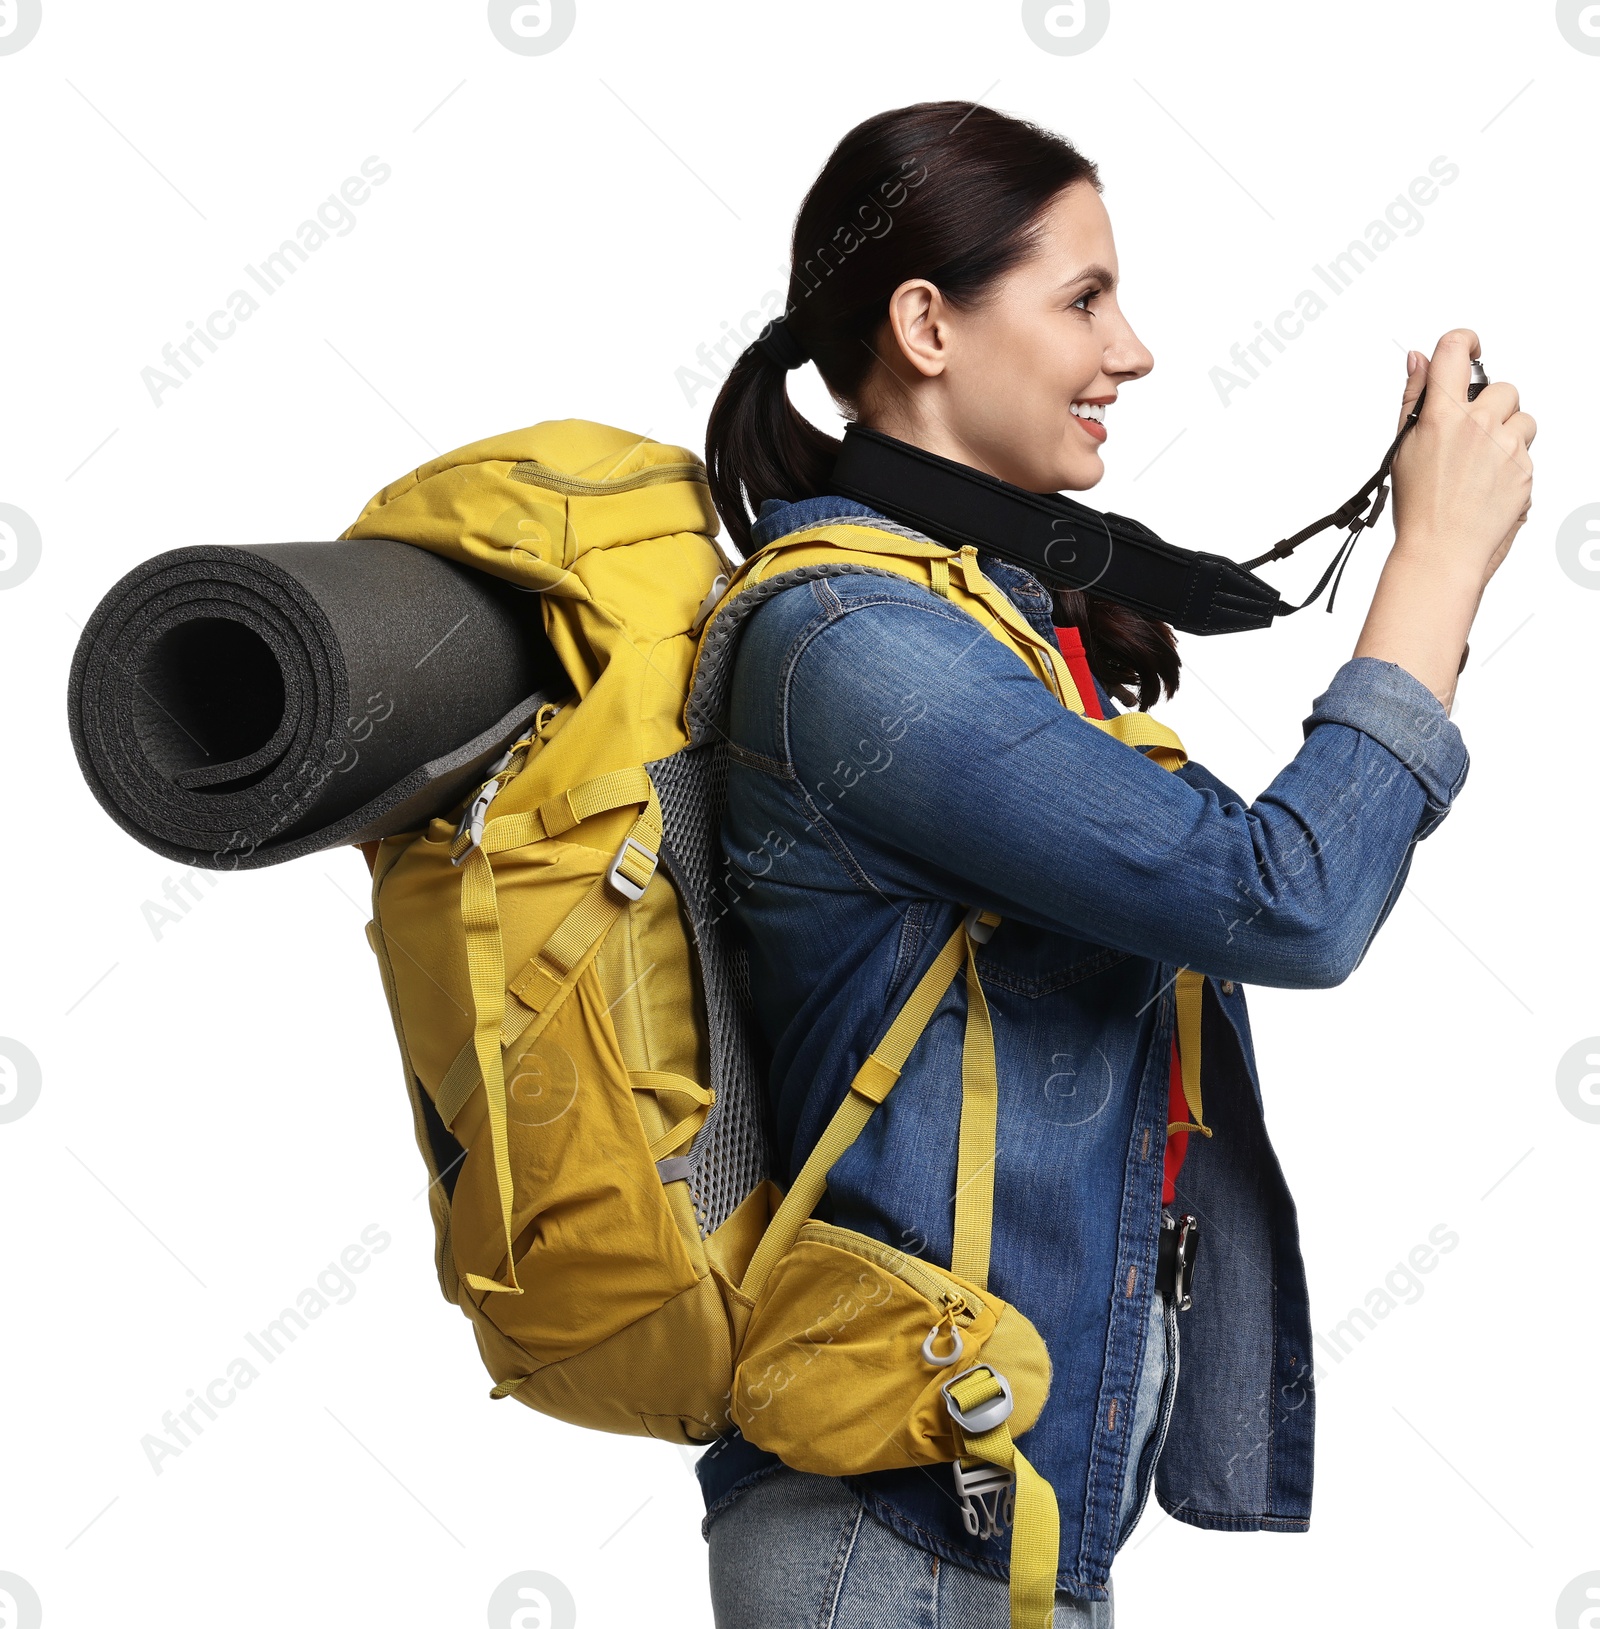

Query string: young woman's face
867 181 1154 493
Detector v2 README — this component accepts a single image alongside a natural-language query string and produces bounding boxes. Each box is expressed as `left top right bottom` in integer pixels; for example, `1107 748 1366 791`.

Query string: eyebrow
1057 263 1117 293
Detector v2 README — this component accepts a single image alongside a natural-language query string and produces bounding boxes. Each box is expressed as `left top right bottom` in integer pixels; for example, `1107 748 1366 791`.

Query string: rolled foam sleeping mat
68 539 566 870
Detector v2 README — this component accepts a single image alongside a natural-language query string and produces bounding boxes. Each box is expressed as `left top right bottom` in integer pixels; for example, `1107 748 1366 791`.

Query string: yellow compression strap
1167 968 1213 1141
740 916 984 1300
1092 711 1187 771
948 546 1074 702
950 917 1001 1288
947 1367 1062 1629
451 765 657 862
945 917 1058 1629
632 1073 716 1162
455 774 662 1295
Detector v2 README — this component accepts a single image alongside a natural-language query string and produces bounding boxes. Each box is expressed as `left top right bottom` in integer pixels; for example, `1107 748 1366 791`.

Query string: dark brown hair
704 101 1178 709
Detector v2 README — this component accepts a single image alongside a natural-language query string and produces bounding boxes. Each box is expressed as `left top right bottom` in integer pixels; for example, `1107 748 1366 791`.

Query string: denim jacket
693 495 1470 1601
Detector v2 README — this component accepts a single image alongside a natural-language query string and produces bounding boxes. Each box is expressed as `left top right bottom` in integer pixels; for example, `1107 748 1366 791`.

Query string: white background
3 3 1597 1626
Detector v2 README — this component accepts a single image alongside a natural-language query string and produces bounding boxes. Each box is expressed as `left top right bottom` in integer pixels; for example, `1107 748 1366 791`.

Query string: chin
1053 449 1104 494
999 438 1102 494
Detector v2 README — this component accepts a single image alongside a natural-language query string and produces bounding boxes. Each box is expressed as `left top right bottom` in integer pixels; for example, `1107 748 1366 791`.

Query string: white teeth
1069 401 1106 423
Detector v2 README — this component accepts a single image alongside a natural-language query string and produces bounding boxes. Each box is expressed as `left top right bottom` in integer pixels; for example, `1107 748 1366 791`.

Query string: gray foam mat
68 539 565 869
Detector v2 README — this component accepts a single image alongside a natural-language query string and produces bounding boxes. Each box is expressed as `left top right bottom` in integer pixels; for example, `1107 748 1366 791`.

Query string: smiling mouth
1070 401 1108 443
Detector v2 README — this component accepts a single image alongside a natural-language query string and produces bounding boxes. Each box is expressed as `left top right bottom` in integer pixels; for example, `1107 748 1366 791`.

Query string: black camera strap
828 411 1423 637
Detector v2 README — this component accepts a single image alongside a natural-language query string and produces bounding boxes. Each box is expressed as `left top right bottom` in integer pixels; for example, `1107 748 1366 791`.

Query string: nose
1105 309 1154 383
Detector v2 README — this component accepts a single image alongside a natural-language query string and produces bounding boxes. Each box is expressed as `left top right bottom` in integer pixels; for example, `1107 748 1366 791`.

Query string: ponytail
704 334 838 558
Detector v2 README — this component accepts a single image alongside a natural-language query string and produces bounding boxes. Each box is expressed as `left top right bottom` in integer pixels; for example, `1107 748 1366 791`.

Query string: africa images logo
1556 0 1600 52
1556 1573 1600 1629
0 1038 42 1124
488 0 576 55
0 1574 42 1629
1555 505 1600 590
1556 1038 1600 1125
0 0 42 55
488 1572 577 1629
0 504 41 589
1021 0 1110 55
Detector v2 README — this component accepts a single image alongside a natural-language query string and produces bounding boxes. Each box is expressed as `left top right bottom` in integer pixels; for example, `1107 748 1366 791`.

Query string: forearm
1352 544 1484 715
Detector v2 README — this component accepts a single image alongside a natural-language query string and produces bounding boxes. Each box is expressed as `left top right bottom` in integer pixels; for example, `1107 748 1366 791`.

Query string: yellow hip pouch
732 1217 1051 1496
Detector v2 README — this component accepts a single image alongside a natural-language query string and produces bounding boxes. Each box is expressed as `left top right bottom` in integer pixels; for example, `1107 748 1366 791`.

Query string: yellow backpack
350 419 1203 1629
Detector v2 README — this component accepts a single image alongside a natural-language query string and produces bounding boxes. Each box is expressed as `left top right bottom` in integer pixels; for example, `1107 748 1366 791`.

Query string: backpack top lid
341 418 722 590
343 419 729 771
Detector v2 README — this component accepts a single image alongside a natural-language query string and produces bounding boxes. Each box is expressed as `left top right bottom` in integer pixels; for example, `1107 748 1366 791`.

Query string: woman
691 102 1534 1626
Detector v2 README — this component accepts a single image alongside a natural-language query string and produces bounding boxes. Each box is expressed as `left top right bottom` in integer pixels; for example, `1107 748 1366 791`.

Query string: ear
885 278 951 378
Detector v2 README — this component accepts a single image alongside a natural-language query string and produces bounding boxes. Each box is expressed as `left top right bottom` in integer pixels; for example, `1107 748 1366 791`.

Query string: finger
1420 328 1479 421
1475 379 1521 421
1508 409 1536 449
1398 348 1429 431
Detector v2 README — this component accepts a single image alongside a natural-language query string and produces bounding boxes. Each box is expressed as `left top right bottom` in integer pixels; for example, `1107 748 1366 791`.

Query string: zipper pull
920 1292 969 1368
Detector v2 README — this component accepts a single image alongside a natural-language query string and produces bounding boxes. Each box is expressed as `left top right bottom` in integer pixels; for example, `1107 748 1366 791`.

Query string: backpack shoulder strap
689 521 1188 770
735 522 1082 709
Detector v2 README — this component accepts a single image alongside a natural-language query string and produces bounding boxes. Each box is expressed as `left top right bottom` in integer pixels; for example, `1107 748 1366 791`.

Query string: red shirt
1054 625 1189 1205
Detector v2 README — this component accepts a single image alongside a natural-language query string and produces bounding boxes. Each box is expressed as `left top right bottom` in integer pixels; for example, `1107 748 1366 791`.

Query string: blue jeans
707 1286 1178 1626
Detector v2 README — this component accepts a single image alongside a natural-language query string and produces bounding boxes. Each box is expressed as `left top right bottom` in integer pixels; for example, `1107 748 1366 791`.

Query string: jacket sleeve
777 596 1469 990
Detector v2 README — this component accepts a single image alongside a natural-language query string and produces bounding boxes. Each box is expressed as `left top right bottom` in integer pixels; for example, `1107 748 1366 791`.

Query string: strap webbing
948 1368 1062 1629
455 779 662 1296
949 546 1083 714
1090 711 1187 770
950 930 999 1288
434 995 541 1130
435 1034 484 1129
506 792 662 1012
646 1110 710 1162
632 1072 716 1162
462 766 656 859
458 840 522 1294
1166 968 1213 1141
738 918 974 1301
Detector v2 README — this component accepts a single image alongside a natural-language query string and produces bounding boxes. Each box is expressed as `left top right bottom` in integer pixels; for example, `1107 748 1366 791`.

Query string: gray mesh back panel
648 741 772 1236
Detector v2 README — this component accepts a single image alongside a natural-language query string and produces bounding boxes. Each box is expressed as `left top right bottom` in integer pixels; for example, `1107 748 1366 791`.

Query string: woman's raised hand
1390 328 1536 589
1352 329 1536 712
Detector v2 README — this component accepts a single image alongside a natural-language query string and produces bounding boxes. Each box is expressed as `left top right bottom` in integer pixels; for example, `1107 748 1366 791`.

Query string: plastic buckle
962 907 997 945
941 1365 1014 1435
606 836 658 901
951 1459 1015 1540
451 778 503 864
691 573 730 633
449 746 519 867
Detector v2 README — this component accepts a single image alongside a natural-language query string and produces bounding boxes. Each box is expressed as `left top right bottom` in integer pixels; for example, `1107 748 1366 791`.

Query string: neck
858 403 1007 486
